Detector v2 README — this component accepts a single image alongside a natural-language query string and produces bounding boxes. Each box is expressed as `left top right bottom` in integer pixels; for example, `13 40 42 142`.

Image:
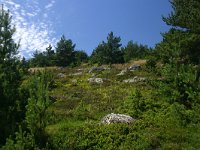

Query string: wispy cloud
45 0 55 10
2 0 57 58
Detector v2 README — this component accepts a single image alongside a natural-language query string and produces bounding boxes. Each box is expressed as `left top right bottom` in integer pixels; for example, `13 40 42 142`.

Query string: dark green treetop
0 6 19 63
91 32 124 64
159 0 200 64
163 0 200 34
0 6 24 145
123 41 149 62
56 35 76 66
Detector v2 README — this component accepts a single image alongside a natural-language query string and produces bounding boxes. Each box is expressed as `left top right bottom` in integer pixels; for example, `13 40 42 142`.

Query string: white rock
123 76 146 83
88 78 104 84
88 67 105 73
117 68 128 76
129 64 141 71
69 72 83 76
57 73 66 78
101 113 134 124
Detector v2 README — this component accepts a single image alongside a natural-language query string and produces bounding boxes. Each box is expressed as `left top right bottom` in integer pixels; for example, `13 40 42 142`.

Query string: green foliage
161 0 200 64
163 0 200 34
29 45 56 67
30 50 49 67
0 6 19 63
130 89 146 118
156 63 200 108
49 123 150 150
30 40 88 67
123 41 149 62
0 6 26 145
73 100 94 120
145 57 157 71
74 50 88 65
45 44 56 66
56 35 76 67
25 72 52 148
2 1 200 149
2 72 53 149
155 28 198 64
90 32 124 64
2 126 36 150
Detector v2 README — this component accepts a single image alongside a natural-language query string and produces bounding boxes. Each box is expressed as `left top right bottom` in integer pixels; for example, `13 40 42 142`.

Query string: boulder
88 78 104 84
123 76 146 83
57 73 66 78
101 113 134 124
129 64 141 71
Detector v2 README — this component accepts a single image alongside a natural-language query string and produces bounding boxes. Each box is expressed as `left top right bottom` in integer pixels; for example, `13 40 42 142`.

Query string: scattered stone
57 73 66 78
88 67 105 73
129 64 141 71
28 68 44 73
71 79 78 83
101 113 134 125
117 68 128 76
88 78 104 84
123 76 146 83
104 67 111 70
77 68 86 71
91 73 96 77
57 67 65 71
69 72 83 76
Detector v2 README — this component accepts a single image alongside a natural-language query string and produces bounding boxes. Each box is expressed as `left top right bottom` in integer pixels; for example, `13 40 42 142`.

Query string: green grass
48 63 155 125
46 119 90 135
42 62 200 149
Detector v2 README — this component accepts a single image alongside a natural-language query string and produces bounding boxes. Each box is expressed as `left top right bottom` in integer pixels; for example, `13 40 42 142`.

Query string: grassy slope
41 61 200 149
48 61 150 121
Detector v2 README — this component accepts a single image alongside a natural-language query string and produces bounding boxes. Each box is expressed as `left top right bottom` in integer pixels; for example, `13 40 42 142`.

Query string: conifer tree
162 0 200 63
0 5 22 145
163 0 200 34
56 35 76 66
25 73 51 148
91 32 124 64
45 44 55 66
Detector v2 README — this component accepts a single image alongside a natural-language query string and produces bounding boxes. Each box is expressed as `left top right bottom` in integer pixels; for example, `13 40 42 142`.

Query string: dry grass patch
28 66 58 73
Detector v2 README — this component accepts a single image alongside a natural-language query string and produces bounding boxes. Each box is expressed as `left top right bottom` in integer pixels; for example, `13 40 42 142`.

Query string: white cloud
3 0 57 58
45 0 55 10
26 12 37 17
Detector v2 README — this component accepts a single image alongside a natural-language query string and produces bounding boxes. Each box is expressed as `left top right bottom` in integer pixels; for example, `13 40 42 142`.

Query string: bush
146 57 157 71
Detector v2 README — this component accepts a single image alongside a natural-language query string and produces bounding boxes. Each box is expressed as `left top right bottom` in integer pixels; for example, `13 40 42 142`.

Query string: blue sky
2 0 172 58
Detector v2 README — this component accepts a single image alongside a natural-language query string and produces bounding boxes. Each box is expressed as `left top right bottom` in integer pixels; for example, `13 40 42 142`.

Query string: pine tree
163 0 200 34
91 32 124 64
162 0 200 63
45 44 55 66
0 5 23 145
74 50 88 65
0 6 19 63
123 41 149 62
25 73 51 148
106 32 123 64
2 72 52 149
56 35 75 66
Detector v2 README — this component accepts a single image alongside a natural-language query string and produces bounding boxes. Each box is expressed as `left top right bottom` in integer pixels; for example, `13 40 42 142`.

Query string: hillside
1 0 200 149
24 60 199 149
